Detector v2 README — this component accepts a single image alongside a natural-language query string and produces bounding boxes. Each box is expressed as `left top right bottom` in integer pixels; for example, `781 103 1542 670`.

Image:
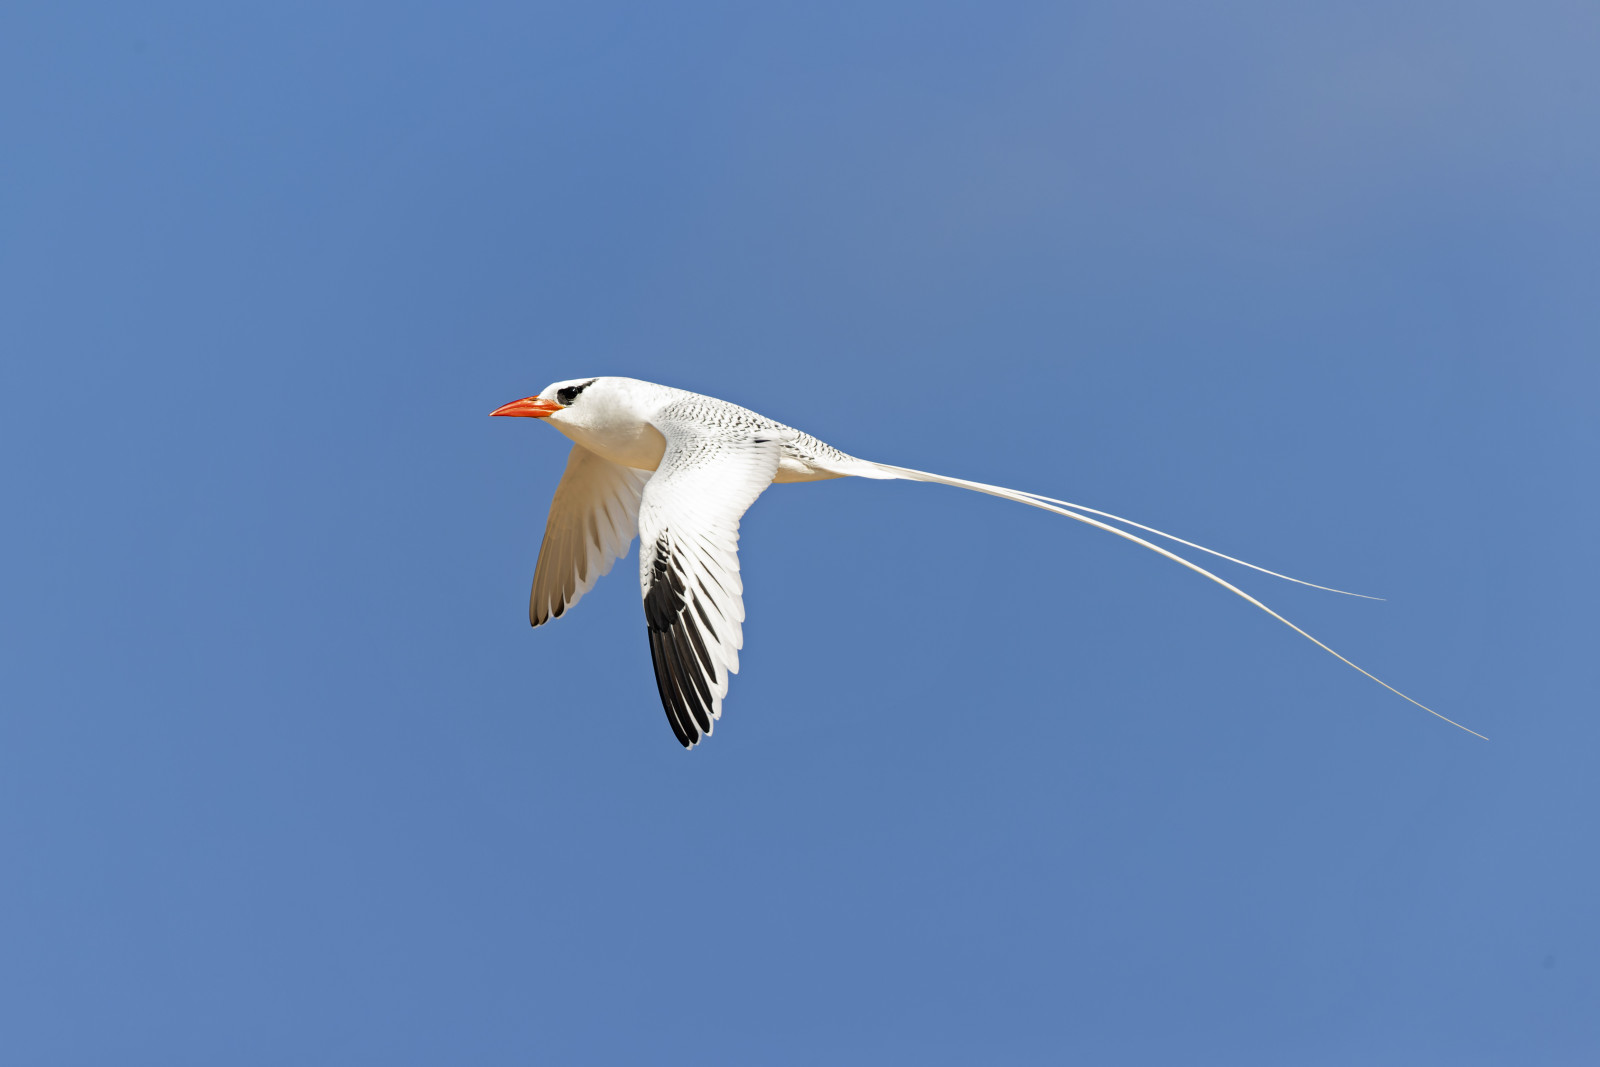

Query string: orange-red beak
490 396 562 419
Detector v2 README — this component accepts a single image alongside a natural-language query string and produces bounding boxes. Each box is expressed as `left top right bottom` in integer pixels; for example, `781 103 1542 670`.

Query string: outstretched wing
637 409 785 747
529 444 652 627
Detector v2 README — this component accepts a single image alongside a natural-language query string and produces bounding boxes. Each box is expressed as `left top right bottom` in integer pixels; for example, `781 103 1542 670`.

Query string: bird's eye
555 379 596 407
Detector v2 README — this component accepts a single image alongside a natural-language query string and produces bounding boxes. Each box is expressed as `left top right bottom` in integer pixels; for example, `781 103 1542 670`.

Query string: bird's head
490 377 609 424
492 376 671 469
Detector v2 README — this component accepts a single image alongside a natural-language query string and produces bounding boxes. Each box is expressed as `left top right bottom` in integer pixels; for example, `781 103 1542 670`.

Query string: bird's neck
555 417 667 471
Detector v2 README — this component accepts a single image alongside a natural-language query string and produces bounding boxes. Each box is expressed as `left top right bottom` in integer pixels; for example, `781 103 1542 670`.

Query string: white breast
553 415 668 471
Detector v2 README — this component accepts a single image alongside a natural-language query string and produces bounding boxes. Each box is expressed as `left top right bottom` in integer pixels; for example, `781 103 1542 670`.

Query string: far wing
637 410 785 747
529 444 652 627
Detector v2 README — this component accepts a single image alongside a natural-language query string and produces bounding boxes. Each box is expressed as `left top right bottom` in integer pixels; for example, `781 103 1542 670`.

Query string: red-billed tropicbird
492 376 1482 747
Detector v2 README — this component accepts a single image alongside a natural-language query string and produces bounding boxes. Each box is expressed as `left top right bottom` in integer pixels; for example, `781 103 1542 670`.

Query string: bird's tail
848 459 1486 740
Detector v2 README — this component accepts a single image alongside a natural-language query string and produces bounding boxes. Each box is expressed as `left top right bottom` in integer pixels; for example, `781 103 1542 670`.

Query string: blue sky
3 2 1596 1063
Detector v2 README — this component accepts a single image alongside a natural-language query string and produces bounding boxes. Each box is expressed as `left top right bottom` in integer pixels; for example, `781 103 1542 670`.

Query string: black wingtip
643 537 728 749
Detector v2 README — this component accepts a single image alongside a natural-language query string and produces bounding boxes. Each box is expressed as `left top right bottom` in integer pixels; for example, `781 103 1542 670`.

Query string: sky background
3 2 1597 1063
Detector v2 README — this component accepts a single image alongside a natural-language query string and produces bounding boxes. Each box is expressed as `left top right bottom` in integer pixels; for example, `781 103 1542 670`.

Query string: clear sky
3 2 1596 1063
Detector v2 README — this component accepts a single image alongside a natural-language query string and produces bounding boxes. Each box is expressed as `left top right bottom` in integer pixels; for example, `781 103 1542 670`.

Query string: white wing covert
637 406 785 747
529 444 652 627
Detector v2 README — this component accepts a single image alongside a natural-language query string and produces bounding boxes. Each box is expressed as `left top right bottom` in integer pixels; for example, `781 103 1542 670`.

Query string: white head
489 377 608 423
491 377 673 466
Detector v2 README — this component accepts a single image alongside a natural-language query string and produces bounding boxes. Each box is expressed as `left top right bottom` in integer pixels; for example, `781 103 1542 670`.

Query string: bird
491 376 1484 747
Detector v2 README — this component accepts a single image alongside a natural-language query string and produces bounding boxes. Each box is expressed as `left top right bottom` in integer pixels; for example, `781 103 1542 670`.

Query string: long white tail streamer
867 461 1486 740
1013 491 1382 600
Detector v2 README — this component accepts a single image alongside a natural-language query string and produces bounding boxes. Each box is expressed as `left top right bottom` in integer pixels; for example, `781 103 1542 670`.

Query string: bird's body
492 376 1482 747
532 376 866 482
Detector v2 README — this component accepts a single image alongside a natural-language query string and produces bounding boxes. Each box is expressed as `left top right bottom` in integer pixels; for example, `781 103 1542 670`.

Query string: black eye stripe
556 379 598 406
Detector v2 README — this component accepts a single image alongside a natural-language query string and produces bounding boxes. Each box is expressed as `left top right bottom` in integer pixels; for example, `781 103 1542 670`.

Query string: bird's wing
637 410 785 747
529 444 652 627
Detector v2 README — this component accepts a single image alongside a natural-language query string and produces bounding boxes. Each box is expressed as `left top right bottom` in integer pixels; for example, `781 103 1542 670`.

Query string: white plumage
492 376 1482 747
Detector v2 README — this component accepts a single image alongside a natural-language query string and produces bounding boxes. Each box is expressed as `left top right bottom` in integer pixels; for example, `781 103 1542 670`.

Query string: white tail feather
862 461 1486 740
1014 491 1382 599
